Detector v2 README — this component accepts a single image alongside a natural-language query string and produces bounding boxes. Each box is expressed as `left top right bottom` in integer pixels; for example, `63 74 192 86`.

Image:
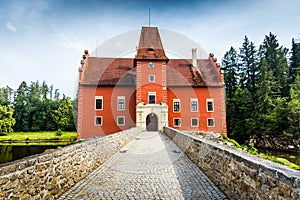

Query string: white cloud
6 22 16 33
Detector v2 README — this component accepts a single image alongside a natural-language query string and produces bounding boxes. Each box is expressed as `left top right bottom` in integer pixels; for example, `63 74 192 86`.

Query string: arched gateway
146 113 158 131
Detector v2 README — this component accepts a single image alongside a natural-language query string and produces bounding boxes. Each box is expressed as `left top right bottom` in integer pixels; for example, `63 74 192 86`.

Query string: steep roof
135 27 168 60
80 57 222 87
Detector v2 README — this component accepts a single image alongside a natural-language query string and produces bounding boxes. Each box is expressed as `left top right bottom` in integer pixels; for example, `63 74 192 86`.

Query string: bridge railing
163 127 300 200
0 127 142 199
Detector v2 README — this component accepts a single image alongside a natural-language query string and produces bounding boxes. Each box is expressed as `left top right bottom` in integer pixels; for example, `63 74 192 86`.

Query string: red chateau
77 27 226 139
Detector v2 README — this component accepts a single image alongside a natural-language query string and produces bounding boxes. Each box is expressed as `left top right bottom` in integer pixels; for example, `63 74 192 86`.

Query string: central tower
134 27 169 131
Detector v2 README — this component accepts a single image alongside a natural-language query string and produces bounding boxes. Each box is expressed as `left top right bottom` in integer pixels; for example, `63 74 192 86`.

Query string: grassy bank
0 131 77 141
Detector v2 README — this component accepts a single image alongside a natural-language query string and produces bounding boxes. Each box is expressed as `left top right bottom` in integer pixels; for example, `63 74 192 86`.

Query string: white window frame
173 99 180 112
94 116 103 126
148 92 156 104
117 96 125 110
207 118 215 127
190 98 198 112
117 116 125 126
191 118 199 127
95 96 103 110
173 118 181 127
206 99 214 112
148 75 155 82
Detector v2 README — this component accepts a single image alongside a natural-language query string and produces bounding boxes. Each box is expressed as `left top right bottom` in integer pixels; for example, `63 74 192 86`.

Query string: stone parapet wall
0 127 141 200
163 127 300 200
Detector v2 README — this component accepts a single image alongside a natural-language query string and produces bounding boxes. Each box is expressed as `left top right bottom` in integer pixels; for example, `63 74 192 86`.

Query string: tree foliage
52 98 75 131
0 80 75 132
0 105 15 134
222 33 300 142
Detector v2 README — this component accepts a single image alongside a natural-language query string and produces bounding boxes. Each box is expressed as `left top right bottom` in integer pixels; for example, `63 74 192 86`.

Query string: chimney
192 48 197 67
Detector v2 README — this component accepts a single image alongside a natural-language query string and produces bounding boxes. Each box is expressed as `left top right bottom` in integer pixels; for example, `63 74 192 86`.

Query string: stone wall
0 127 141 200
163 127 300 200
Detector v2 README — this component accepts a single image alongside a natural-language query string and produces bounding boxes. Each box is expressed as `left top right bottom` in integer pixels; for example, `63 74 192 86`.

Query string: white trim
117 116 125 126
117 96 125 110
206 99 214 112
94 116 103 126
190 98 198 112
207 118 215 127
95 96 103 110
173 99 180 112
173 118 181 127
191 118 199 127
148 75 155 82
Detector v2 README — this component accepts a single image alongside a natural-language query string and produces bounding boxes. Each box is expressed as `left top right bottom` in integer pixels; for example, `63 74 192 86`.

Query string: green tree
52 98 75 131
259 32 289 97
288 74 300 137
222 47 239 135
289 38 300 84
0 105 16 134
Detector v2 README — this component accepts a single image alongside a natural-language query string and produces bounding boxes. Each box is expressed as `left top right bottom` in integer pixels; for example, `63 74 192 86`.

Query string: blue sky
0 0 299 97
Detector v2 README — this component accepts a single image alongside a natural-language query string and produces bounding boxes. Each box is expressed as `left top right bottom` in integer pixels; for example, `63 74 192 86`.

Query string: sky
0 0 299 98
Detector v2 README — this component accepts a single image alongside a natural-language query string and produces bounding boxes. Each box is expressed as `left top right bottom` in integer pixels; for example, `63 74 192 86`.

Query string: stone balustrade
163 127 300 200
0 127 141 199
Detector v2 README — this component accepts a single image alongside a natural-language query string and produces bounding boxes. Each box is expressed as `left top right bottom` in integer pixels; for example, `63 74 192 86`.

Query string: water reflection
0 144 68 164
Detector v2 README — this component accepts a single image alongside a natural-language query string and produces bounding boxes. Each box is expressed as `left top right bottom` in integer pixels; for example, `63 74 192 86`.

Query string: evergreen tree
222 47 239 135
288 74 300 137
259 32 289 97
289 38 300 84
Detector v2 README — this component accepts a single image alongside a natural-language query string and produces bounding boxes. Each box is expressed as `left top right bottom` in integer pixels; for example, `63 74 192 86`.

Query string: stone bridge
0 127 299 199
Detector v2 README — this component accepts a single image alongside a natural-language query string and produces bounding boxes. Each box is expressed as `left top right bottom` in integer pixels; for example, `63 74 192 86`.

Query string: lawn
0 131 77 141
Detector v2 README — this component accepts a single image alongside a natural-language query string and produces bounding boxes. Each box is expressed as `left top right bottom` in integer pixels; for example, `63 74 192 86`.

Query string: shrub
56 129 62 136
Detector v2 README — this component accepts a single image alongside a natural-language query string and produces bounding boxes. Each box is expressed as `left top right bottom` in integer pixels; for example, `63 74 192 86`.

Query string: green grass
221 134 300 170
0 131 77 141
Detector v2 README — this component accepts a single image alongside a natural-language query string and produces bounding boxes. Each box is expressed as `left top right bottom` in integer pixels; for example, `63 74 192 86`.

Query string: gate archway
146 113 158 131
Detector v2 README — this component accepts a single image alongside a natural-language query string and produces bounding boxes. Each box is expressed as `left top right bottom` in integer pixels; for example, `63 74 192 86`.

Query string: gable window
148 92 156 104
117 116 125 126
191 118 199 127
117 96 125 110
173 118 181 127
207 118 215 127
206 99 214 112
95 116 103 126
190 99 198 112
95 96 103 110
148 75 155 82
173 99 180 112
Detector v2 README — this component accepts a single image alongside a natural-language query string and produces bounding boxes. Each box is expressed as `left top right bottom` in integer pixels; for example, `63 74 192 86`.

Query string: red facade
77 27 226 139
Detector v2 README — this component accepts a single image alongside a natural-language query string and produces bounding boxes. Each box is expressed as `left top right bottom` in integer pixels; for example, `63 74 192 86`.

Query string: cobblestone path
59 131 227 200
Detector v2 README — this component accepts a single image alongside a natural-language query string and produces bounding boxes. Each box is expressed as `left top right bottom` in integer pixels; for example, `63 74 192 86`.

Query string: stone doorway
146 113 158 131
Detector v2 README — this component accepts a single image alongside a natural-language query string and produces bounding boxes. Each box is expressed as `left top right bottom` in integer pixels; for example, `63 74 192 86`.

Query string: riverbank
0 131 77 142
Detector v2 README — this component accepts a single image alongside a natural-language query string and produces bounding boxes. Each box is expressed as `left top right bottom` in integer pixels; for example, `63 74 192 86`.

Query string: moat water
0 144 69 164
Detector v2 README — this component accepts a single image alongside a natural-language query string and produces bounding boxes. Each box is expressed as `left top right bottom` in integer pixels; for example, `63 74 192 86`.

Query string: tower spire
148 9 151 27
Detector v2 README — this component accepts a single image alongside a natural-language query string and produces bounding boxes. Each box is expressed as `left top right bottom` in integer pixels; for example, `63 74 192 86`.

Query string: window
95 116 103 126
173 99 180 112
117 116 125 126
191 118 199 127
190 99 198 112
207 118 215 127
173 118 181 127
148 75 155 82
148 92 156 104
95 96 103 110
117 96 125 110
206 99 214 112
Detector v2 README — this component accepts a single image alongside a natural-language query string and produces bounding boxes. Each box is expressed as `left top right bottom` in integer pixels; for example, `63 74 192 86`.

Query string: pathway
59 131 227 199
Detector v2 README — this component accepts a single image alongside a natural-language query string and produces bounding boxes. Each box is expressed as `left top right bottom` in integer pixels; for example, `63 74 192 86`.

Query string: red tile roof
80 57 222 87
135 27 168 60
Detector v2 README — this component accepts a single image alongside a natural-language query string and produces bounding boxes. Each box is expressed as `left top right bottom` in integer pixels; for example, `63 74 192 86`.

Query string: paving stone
58 132 227 200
